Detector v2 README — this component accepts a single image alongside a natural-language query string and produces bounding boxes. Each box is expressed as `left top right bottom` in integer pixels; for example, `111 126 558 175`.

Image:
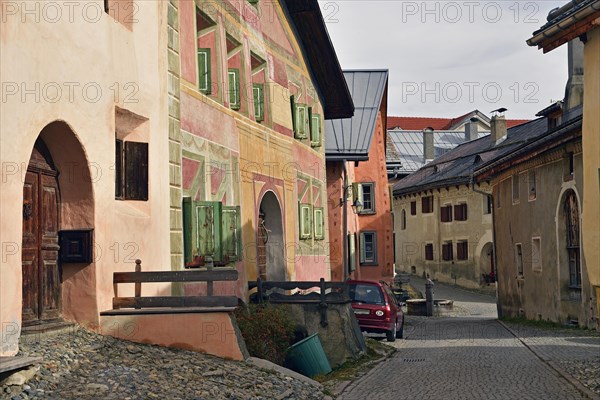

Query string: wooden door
22 142 61 325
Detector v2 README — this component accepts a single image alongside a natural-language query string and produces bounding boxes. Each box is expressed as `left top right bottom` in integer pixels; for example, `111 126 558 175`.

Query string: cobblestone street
340 278 600 400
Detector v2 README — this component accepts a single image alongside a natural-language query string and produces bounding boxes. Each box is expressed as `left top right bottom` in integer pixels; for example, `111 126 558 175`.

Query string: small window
528 170 537 201
512 174 520 204
425 243 434 261
422 195 434 213
228 69 240 110
454 203 468 221
410 201 417 215
198 48 211 94
442 241 453 261
440 204 453 222
360 231 377 265
457 241 468 260
515 243 524 276
115 139 148 201
531 237 541 272
483 195 492 215
291 96 308 139
313 207 324 240
359 183 375 213
310 110 322 147
401 209 407 230
298 203 312 240
253 84 264 122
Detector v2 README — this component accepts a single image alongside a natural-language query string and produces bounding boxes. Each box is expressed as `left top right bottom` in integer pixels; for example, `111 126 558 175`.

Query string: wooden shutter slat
124 141 148 201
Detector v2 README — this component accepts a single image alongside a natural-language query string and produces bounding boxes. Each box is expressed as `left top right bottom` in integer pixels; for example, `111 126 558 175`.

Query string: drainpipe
471 174 502 319
342 160 349 282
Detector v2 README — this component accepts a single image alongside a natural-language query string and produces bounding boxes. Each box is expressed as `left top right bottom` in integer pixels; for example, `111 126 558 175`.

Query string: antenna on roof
490 107 507 116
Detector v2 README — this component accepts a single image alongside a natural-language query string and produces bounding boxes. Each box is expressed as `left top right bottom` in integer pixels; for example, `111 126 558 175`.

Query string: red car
348 280 404 342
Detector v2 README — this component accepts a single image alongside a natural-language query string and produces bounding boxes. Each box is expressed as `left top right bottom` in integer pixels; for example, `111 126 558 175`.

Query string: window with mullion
360 231 377 265
360 183 375 214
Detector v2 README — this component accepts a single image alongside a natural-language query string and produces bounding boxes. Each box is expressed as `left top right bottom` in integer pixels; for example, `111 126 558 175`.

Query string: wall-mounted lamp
340 183 363 215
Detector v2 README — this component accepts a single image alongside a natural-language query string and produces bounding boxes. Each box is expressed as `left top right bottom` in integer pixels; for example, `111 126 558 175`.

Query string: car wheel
386 321 397 342
396 319 404 339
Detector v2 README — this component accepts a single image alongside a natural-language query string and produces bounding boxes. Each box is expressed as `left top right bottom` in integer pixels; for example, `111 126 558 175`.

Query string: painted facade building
392 119 494 288
168 0 353 300
0 2 170 356
526 0 600 328
325 70 393 282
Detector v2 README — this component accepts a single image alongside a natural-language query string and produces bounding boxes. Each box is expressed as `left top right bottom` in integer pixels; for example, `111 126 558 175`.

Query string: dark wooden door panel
21 251 38 322
40 254 60 320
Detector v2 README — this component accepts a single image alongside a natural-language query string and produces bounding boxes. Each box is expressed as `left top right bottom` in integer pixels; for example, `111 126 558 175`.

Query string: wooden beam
0 357 42 374
113 295 239 309
113 268 238 284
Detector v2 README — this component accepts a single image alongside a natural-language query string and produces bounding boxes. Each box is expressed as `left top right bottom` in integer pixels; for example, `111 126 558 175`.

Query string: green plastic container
285 333 332 378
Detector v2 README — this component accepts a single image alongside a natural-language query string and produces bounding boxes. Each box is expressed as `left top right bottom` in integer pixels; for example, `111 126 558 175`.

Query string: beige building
392 120 495 288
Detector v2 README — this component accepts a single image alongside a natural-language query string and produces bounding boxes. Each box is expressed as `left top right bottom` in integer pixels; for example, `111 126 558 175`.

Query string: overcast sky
319 1 569 120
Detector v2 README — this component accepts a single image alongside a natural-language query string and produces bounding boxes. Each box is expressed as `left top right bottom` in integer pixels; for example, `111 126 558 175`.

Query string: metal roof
325 70 388 161
386 129 490 174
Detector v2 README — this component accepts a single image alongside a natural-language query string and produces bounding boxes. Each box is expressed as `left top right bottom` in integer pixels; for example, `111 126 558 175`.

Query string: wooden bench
101 259 239 315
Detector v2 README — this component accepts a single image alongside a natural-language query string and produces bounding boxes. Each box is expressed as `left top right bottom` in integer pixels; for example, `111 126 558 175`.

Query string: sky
318 1 569 120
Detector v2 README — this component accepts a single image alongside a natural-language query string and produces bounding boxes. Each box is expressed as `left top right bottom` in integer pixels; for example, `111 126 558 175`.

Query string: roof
279 0 354 119
527 0 600 52
386 129 490 175
325 70 389 161
387 111 528 131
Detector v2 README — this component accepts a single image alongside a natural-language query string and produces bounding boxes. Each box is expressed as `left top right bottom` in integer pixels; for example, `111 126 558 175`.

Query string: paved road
340 278 598 400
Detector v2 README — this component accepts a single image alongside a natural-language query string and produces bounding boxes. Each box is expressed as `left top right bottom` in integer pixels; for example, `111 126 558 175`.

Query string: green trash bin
285 333 332 378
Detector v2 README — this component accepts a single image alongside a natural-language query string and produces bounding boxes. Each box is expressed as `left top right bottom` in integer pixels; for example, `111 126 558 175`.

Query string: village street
340 277 600 400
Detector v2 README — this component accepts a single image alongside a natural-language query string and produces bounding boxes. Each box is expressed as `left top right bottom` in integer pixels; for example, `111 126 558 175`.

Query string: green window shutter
359 232 366 264
290 95 297 134
311 113 321 147
221 206 242 261
228 69 240 110
295 105 307 139
298 203 312 239
195 201 223 261
314 207 324 240
198 48 211 94
352 182 363 204
183 197 193 264
348 233 356 272
253 84 264 122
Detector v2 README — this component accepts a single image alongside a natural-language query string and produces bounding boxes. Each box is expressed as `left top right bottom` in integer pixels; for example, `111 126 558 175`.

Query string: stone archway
22 121 96 327
257 191 286 281
480 242 494 284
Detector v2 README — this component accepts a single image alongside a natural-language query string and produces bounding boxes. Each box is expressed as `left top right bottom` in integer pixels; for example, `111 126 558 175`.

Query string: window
358 183 375 213
115 139 148 201
310 110 322 147
442 241 453 261
348 233 356 273
349 283 384 305
401 209 406 230
454 203 468 221
531 237 542 272
528 170 537 201
291 96 308 139
422 195 434 213
564 191 581 287
483 195 492 215
228 69 240 110
512 174 520 203
568 152 574 175
425 243 434 261
457 241 469 261
410 201 417 215
313 207 324 240
298 203 312 240
182 199 242 264
198 48 211 94
440 204 453 222
515 244 524 276
253 84 264 122
360 231 377 265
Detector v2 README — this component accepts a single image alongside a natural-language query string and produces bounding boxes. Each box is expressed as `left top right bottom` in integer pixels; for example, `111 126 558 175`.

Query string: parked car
348 280 404 342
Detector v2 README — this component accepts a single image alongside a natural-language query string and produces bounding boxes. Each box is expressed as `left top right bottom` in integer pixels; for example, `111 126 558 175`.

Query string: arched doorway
22 139 61 324
257 191 285 281
480 242 494 284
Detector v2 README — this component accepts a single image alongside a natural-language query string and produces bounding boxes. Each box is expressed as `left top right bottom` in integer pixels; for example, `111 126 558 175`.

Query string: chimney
490 115 507 144
465 117 479 141
423 127 434 163
564 39 584 111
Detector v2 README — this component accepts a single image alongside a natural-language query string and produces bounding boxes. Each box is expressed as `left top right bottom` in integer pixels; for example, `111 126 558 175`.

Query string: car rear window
349 283 385 305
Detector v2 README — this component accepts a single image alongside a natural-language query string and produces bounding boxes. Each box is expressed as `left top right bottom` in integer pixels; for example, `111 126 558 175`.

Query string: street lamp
340 185 363 215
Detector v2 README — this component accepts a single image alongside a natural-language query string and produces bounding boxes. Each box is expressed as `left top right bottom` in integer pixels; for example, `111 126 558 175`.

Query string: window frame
440 204 453 223
400 209 407 230
441 241 453 261
483 195 493 215
358 182 376 214
197 48 211 94
310 110 322 147
425 243 434 261
298 203 312 240
457 240 469 261
359 231 378 266
115 138 149 201
410 200 417 216
228 68 240 110
422 195 434 214
252 83 264 122
454 203 468 221
313 207 324 240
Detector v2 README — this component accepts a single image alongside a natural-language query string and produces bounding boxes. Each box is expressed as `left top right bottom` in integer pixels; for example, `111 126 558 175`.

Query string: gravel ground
1 328 326 400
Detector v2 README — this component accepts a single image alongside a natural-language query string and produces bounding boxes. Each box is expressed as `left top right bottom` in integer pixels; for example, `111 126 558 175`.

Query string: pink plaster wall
179 0 197 85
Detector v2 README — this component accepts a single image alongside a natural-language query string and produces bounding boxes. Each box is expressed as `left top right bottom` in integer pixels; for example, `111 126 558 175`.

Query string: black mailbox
59 229 94 263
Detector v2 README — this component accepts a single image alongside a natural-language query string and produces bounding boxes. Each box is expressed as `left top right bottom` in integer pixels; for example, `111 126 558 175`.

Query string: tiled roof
387 112 528 130
325 70 388 161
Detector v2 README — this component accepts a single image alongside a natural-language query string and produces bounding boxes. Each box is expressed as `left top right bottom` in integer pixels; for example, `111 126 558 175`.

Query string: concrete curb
245 357 323 389
497 320 600 400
